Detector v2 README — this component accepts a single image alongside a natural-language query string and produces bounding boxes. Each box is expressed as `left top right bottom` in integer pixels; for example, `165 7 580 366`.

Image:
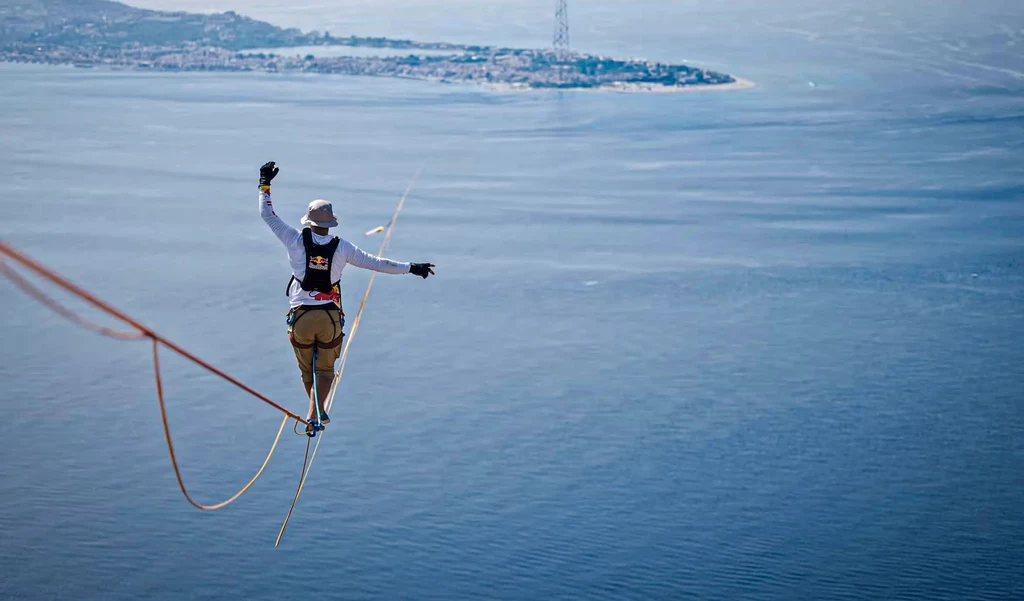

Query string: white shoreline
483 76 756 94
1 59 755 94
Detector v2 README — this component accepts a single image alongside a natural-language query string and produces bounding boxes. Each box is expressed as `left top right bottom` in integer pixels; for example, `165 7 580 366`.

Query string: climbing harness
286 304 345 352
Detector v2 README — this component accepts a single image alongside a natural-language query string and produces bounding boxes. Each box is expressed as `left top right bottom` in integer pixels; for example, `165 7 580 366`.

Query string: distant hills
0 0 740 92
0 0 453 50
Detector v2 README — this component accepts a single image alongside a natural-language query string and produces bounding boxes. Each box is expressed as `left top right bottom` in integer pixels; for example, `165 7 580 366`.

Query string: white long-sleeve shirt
260 189 411 308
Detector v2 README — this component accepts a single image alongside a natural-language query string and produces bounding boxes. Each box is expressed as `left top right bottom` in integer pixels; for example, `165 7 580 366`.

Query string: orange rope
275 167 422 546
0 240 307 425
152 339 291 510
0 261 148 340
0 240 308 512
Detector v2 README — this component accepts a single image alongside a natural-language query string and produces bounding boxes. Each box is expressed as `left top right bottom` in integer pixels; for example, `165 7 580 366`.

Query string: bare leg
303 378 332 420
315 376 332 418
303 381 316 421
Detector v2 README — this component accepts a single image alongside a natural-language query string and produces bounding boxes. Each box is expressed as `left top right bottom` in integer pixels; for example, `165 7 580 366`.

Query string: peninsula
0 0 746 92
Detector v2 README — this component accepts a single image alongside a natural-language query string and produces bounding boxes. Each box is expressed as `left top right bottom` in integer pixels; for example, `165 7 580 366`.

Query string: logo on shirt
311 284 341 306
308 255 329 271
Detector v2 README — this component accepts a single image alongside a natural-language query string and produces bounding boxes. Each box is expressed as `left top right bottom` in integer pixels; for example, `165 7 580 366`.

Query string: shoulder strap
325 236 341 255
292 229 315 295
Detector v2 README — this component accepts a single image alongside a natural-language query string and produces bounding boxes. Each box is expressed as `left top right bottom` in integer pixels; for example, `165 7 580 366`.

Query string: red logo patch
308 256 329 270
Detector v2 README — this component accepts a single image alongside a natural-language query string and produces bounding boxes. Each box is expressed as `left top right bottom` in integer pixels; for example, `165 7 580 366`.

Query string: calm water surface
1 2 1022 599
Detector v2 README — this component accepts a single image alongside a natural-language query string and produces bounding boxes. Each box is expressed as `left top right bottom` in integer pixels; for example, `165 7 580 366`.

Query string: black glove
259 161 279 187
409 263 435 279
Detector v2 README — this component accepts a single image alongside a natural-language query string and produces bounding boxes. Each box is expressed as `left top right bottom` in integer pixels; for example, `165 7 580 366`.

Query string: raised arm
258 161 301 249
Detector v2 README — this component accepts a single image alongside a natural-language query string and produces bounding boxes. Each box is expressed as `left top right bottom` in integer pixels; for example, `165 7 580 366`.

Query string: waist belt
296 304 342 314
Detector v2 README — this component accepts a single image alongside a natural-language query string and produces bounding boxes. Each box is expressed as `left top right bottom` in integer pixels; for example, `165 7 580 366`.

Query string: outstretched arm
341 240 412 274
258 161 301 249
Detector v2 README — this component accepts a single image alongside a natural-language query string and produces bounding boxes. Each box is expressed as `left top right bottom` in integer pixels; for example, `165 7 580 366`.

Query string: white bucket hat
300 199 338 228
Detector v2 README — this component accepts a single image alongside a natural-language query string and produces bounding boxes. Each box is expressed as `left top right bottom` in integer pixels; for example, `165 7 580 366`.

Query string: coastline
4 0 747 95
484 76 756 94
1 55 754 94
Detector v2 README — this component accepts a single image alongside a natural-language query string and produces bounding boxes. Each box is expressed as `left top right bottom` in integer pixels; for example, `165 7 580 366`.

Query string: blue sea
1 1 1022 599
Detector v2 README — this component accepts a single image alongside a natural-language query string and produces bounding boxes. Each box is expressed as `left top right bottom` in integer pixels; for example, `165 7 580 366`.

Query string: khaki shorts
287 306 344 385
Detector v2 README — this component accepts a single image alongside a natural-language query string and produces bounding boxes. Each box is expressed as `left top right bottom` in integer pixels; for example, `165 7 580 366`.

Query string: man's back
259 187 411 307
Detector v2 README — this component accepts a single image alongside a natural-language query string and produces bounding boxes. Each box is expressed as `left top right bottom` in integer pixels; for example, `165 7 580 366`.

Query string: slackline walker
271 164 428 546
0 164 433 544
256 160 433 436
